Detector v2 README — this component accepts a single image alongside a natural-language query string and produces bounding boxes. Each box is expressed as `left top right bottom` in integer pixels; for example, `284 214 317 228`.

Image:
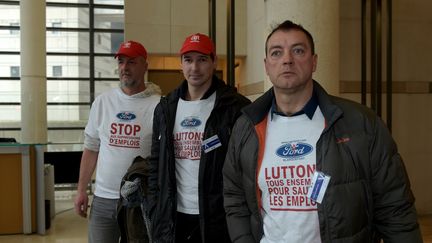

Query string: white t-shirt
258 107 325 243
174 92 216 214
85 86 160 199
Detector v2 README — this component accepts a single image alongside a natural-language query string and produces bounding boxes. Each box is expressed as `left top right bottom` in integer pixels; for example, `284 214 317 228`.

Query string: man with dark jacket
223 20 423 243
148 33 250 243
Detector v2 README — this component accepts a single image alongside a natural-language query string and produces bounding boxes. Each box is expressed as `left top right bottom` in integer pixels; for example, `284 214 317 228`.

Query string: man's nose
190 61 199 70
282 52 293 65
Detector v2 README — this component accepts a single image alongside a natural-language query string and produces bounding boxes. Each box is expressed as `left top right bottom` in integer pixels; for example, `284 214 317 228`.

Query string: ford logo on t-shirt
116 112 136 121
181 117 202 127
275 142 313 159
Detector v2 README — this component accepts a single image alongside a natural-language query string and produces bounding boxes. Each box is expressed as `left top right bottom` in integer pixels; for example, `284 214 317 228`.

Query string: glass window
0 30 20 52
95 56 118 78
94 0 123 5
9 22 19 34
10 66 20 77
47 105 90 122
47 56 90 78
46 32 90 53
94 32 123 54
0 105 20 122
0 80 21 102
48 129 86 144
0 1 124 143
51 21 62 34
94 8 124 29
47 0 89 3
52 65 63 77
47 80 90 103
47 6 90 29
0 131 21 143
0 80 20 102
95 80 119 97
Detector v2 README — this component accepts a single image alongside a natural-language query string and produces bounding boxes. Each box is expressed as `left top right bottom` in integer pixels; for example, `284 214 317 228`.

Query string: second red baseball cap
180 33 216 57
115 40 147 59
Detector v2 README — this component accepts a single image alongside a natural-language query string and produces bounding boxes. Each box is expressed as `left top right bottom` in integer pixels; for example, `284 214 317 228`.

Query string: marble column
20 0 47 143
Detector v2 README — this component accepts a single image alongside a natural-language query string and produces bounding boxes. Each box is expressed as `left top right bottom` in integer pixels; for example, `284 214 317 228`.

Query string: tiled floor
0 190 88 243
0 190 431 243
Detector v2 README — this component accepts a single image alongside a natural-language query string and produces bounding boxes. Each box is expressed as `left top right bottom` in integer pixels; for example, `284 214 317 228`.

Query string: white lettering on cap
124 42 132 48
190 35 200 43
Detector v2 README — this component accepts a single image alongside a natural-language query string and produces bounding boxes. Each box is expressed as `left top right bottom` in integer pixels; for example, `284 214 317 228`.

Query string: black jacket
148 76 251 243
223 81 422 243
117 156 152 243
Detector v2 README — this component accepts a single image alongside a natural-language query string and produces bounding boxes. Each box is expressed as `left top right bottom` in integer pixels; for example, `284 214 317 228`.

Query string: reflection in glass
47 105 90 129
47 7 90 28
0 0 125 145
94 8 124 29
47 56 90 78
0 105 20 122
0 81 20 102
94 32 124 54
95 56 118 78
95 81 119 97
47 80 90 103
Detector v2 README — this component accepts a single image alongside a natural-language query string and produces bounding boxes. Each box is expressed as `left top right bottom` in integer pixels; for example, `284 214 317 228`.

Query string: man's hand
74 191 89 218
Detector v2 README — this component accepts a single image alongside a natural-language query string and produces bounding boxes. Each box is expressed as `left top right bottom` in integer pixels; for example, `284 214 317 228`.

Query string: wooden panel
0 153 23 234
340 80 432 94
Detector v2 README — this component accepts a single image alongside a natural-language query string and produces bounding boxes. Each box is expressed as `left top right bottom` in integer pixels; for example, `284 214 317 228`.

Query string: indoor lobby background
0 0 431 241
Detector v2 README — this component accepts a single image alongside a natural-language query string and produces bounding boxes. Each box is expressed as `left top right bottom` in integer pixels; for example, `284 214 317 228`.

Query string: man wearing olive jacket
223 20 422 243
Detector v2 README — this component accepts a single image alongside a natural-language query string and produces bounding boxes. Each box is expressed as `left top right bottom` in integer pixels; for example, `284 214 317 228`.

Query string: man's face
264 30 317 94
181 51 216 88
117 55 148 90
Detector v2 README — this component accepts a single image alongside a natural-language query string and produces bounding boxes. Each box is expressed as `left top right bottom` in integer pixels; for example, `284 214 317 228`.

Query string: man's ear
213 56 218 70
264 57 269 75
312 54 318 72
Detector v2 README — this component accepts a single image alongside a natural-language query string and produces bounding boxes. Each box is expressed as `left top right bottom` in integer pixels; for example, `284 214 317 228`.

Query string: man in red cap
147 33 251 243
74 40 161 243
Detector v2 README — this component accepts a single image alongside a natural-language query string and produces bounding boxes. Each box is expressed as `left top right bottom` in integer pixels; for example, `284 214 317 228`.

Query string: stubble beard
120 77 138 89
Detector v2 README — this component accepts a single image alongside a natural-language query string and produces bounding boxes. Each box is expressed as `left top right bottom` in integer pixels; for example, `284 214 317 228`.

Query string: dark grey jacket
148 76 251 243
223 81 422 243
117 156 152 243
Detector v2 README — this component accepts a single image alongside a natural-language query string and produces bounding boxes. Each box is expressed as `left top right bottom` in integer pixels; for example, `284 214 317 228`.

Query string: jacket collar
270 91 318 120
242 80 343 128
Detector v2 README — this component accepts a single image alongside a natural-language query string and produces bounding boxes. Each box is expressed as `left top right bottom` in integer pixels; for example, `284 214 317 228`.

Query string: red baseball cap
180 33 216 57
115 40 147 59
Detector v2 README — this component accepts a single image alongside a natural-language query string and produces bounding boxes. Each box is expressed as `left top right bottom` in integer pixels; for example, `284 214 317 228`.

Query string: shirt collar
271 90 318 120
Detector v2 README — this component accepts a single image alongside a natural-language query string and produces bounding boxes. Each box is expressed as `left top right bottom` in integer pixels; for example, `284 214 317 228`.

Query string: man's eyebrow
268 44 283 52
183 54 210 59
291 42 306 48
268 42 306 51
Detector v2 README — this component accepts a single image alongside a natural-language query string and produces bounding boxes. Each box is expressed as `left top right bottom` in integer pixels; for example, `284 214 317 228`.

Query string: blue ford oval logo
181 117 201 127
275 142 313 158
116 112 136 121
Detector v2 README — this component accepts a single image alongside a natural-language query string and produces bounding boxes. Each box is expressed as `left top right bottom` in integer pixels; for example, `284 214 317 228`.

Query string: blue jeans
88 195 120 243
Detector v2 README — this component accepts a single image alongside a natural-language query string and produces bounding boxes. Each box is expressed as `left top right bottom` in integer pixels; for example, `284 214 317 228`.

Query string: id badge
202 135 222 153
307 171 331 204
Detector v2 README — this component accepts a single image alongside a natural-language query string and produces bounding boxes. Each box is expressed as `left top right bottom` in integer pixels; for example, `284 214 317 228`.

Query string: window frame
0 0 124 140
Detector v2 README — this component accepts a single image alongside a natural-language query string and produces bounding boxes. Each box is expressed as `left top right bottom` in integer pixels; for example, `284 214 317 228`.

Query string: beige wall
124 0 246 57
241 0 339 99
340 0 432 214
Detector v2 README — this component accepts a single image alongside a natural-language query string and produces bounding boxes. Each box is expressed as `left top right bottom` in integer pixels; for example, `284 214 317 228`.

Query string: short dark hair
265 20 315 56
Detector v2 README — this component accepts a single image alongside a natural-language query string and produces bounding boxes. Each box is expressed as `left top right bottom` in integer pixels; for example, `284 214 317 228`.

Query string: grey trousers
88 195 121 243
